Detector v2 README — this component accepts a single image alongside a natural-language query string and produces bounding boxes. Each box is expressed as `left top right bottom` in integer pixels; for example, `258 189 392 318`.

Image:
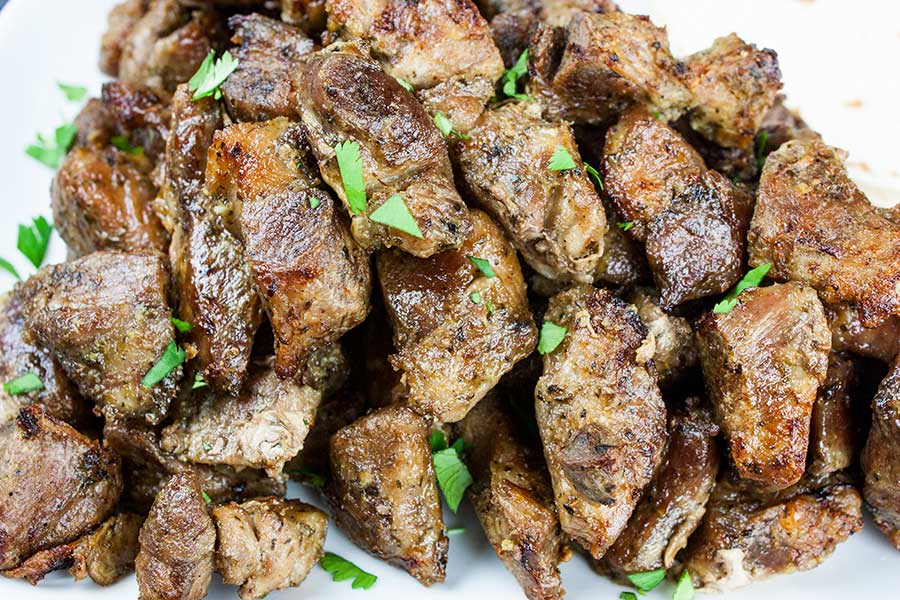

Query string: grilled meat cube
749 140 900 326
0 405 122 570
206 118 371 379
213 497 327 600
826 303 900 363
298 41 472 257
628 288 697 387
220 14 314 122
377 210 537 423
327 406 448 585
681 473 863 591
23 251 180 424
862 357 900 549
161 361 321 477
592 197 650 288
118 0 223 96
100 0 149 76
459 394 565 600
52 147 167 257
535 286 666 559
604 399 719 575
529 12 691 125
164 85 260 395
73 98 115 149
136 472 216 600
104 419 285 514
697 282 830 489
683 34 782 150
281 0 327 34
454 102 607 282
100 81 171 162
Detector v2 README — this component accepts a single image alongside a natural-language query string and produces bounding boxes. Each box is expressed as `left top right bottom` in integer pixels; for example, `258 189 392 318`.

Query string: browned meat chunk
683 34 782 150
826 303 900 363
282 0 327 34
136 472 216 600
535 286 666 559
206 118 371 379
100 81 171 162
0 405 122 570
459 394 565 600
23 251 180 423
682 473 863 591
52 146 167 257
220 14 314 122
759 94 820 152
213 497 327 599
327 406 448 585
298 41 472 257
161 361 321 477
377 210 537 422
748 140 900 326
628 288 698 387
697 282 830 489
862 357 900 549
604 399 719 575
455 102 607 282
163 85 260 395
592 197 650 287
101 0 149 76
529 12 691 125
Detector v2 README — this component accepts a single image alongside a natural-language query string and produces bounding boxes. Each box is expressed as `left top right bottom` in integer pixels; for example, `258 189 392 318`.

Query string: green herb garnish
309 196 321 209
292 466 327 488
201 491 212 505
467 256 496 278
713 263 772 314
369 194 423 239
537 321 567 355
486 301 495 315
585 163 604 189
429 430 448 452
57 83 87 102
17 216 53 268
502 49 530 101
469 291 482 305
3 373 44 396
433 112 469 140
396 77 414 92
320 552 377 590
619 593 638 600
189 50 238 101
617 221 634 232
110 135 143 155
0 258 20 280
26 123 77 168
433 437 473 512
627 569 666 592
334 140 366 215
673 570 694 600
192 372 208 390
141 342 185 387
170 317 193 332
755 131 770 171
548 145 577 171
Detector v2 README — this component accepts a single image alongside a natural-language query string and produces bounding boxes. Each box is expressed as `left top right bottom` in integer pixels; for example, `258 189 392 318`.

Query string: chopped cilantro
110 135 143 155
57 82 87 102
755 131 770 171
446 527 466 536
433 112 469 140
369 194 424 239
485 300 495 315
26 123 77 168
502 49 531 101
467 256 496 278
548 145 577 171
673 570 694 600
292 466 327 488
17 216 53 268
192 372 209 390
189 50 238 101
201 441 213 452
170 317 193 332
0 258 20 280
201 491 212 505
141 342 185 387
309 196 321 209
396 77 414 92
320 552 377 590
713 263 772 314
537 320 567 355
469 291 482 304
617 221 634 232
433 437 473 512
585 163 604 189
627 569 666 592
3 372 44 396
334 140 367 214
429 430 448 452
620 593 638 600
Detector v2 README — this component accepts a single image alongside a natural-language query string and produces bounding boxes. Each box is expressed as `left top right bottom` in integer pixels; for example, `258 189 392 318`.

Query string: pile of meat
2 0 899 598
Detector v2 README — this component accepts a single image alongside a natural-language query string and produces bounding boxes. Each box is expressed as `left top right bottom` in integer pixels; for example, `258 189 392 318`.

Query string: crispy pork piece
604 399 719 575
529 12 691 125
281 0 327 34
862 357 900 549
682 473 863 591
459 395 565 600
298 41 472 257
52 147 167 257
104 419 285 514
628 288 697 387
826 303 900 363
161 361 321 477
683 34 782 150
0 287 90 427
23 251 180 424
220 14 314 122
591 196 650 288
73 98 115 149
164 85 260 395
697 282 830 489
100 0 149 76
454 102 606 282
213 497 327 600
749 139 900 326
0 405 122 570
535 286 666 559
136 472 216 600
100 81 171 162
206 118 371 379
327 406 448 585
118 0 222 96
377 210 537 422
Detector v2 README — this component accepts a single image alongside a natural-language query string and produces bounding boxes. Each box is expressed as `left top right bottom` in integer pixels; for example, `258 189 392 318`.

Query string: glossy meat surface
826 303 900 363
862 357 900 548
628 287 697 387
808 353 868 477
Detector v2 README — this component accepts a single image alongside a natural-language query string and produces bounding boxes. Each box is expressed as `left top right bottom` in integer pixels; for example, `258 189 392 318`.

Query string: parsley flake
334 140 367 214
433 112 469 140
585 163 604 189
201 441 213 452
110 135 143 155
755 131 770 171
469 291 482 305
170 317 193 332
627 569 666 592
309 196 321 209
502 49 531 101
396 77 414 92
673 570 694 600
433 438 473 512
3 372 44 396
548 145 577 171
619 593 638 600
537 321 567 355
429 430 448 452
369 195 424 239
467 256 496 278
192 372 209 390
189 50 239 101
447 527 466 536
713 263 772 314
17 216 53 268
141 342 185 387
57 82 87 102
293 466 327 488
485 301 495 315
320 552 377 590
202 491 213 505
0 258 20 280
26 123 77 168
617 221 634 232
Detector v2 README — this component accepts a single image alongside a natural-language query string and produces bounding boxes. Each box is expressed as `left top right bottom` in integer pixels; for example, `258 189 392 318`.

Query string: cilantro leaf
467 256 496 278
189 50 239 101
17 216 53 268
320 552 378 590
309 196 321 209
3 372 44 396
369 195 424 239
0 258 20 280
673 570 694 600
548 145 577 171
486 300 494 315
446 527 466 536
429 429 448 452
334 140 367 214
619 593 638 600
433 439 473 512
396 77 414 92
170 317 193 332
433 112 469 140
755 131 770 171
110 135 143 155
469 291 482 305
713 263 772 314
627 569 666 592
537 320 567 355
617 221 634 232
202 491 213 505
141 342 185 387
57 82 87 102
502 49 531 101
26 123 77 168
585 163 604 189
192 372 208 390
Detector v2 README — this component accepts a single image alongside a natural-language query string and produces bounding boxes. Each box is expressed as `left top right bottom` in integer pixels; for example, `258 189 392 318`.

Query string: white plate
0 1 897 599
